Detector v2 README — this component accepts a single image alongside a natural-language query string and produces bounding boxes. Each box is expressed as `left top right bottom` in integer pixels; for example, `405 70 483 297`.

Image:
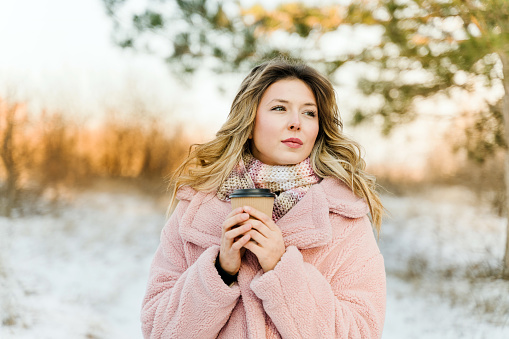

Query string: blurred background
1 0 508 338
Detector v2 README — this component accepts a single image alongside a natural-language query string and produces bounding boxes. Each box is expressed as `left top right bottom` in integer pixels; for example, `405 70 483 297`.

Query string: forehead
260 79 316 103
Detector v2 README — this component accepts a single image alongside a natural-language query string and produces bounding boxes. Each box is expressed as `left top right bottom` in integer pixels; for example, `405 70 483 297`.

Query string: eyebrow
268 99 317 107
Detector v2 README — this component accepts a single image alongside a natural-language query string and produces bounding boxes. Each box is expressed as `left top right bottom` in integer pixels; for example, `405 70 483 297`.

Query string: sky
0 0 235 135
0 0 473 170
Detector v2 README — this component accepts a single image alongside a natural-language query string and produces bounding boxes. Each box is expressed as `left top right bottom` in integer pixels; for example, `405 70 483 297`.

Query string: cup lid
229 188 276 198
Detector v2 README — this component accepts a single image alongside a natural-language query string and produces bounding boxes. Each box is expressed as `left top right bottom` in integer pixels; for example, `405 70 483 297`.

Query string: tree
341 0 509 277
103 0 288 75
102 0 509 278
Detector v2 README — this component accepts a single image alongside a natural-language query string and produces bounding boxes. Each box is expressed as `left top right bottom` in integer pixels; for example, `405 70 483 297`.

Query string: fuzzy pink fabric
141 177 386 338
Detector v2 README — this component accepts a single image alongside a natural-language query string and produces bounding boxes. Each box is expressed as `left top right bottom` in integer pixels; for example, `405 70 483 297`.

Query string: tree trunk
500 53 509 280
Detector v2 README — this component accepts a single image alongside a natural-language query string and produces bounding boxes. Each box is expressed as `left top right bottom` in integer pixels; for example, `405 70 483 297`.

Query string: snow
380 187 509 338
1 185 508 338
0 188 167 339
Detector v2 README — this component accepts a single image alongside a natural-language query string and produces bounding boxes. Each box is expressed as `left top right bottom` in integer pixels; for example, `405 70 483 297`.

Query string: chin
273 154 308 166
252 148 311 166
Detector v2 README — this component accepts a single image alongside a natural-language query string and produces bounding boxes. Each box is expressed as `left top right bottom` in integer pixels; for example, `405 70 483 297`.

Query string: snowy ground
1 184 508 338
380 187 509 338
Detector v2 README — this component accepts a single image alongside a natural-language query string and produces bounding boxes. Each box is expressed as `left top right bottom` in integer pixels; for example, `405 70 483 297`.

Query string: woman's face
250 78 319 166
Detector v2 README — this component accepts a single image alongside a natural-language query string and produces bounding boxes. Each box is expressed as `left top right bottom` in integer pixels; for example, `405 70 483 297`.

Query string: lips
282 138 303 148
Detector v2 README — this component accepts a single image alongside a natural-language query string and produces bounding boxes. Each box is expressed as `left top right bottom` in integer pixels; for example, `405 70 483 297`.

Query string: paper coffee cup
229 188 276 218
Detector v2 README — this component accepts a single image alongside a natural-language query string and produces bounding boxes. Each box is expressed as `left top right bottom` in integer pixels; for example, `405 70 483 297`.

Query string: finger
223 207 248 229
225 223 252 242
242 239 261 256
223 212 249 232
248 219 272 238
247 229 267 246
232 222 251 242
231 233 251 251
243 206 275 229
226 206 247 219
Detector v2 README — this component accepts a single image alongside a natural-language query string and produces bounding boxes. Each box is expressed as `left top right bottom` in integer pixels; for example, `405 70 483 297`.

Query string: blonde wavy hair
169 58 384 233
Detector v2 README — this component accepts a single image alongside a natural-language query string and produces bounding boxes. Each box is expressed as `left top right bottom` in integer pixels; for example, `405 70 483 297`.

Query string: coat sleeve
141 200 241 339
250 215 386 339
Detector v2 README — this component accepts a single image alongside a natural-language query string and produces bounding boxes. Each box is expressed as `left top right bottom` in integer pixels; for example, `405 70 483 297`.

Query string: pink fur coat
141 177 386 338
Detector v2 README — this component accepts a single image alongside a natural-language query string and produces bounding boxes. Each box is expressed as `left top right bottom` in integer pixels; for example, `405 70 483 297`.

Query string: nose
288 112 301 131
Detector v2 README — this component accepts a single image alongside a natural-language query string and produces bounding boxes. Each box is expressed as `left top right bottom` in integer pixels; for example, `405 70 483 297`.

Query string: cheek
251 120 268 148
253 117 276 139
307 121 319 143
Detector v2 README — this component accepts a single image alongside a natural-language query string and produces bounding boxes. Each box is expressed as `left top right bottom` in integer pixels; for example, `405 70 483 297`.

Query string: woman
141 59 386 338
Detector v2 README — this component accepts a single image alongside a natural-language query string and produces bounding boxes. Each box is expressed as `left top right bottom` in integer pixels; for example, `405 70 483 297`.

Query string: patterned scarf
217 153 322 221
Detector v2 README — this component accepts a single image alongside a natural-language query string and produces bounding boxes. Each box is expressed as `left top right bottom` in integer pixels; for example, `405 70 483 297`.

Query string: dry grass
0 96 191 216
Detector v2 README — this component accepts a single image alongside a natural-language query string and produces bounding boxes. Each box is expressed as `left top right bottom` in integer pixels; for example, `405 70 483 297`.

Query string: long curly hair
169 58 384 233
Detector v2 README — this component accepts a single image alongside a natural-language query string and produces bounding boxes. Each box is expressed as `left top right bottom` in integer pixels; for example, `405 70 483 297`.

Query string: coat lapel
275 182 332 249
178 190 229 248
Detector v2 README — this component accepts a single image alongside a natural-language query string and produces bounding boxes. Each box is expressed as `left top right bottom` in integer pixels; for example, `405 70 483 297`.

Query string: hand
218 207 253 275
242 206 286 272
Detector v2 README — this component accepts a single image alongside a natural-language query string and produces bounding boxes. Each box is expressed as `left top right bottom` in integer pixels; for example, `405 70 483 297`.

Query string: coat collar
176 177 369 249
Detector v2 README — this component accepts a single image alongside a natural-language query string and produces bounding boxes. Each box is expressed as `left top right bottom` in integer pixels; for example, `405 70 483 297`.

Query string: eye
271 105 286 112
303 110 317 117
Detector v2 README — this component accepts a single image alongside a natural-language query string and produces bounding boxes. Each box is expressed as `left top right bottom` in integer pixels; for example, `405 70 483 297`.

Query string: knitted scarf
217 153 322 221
